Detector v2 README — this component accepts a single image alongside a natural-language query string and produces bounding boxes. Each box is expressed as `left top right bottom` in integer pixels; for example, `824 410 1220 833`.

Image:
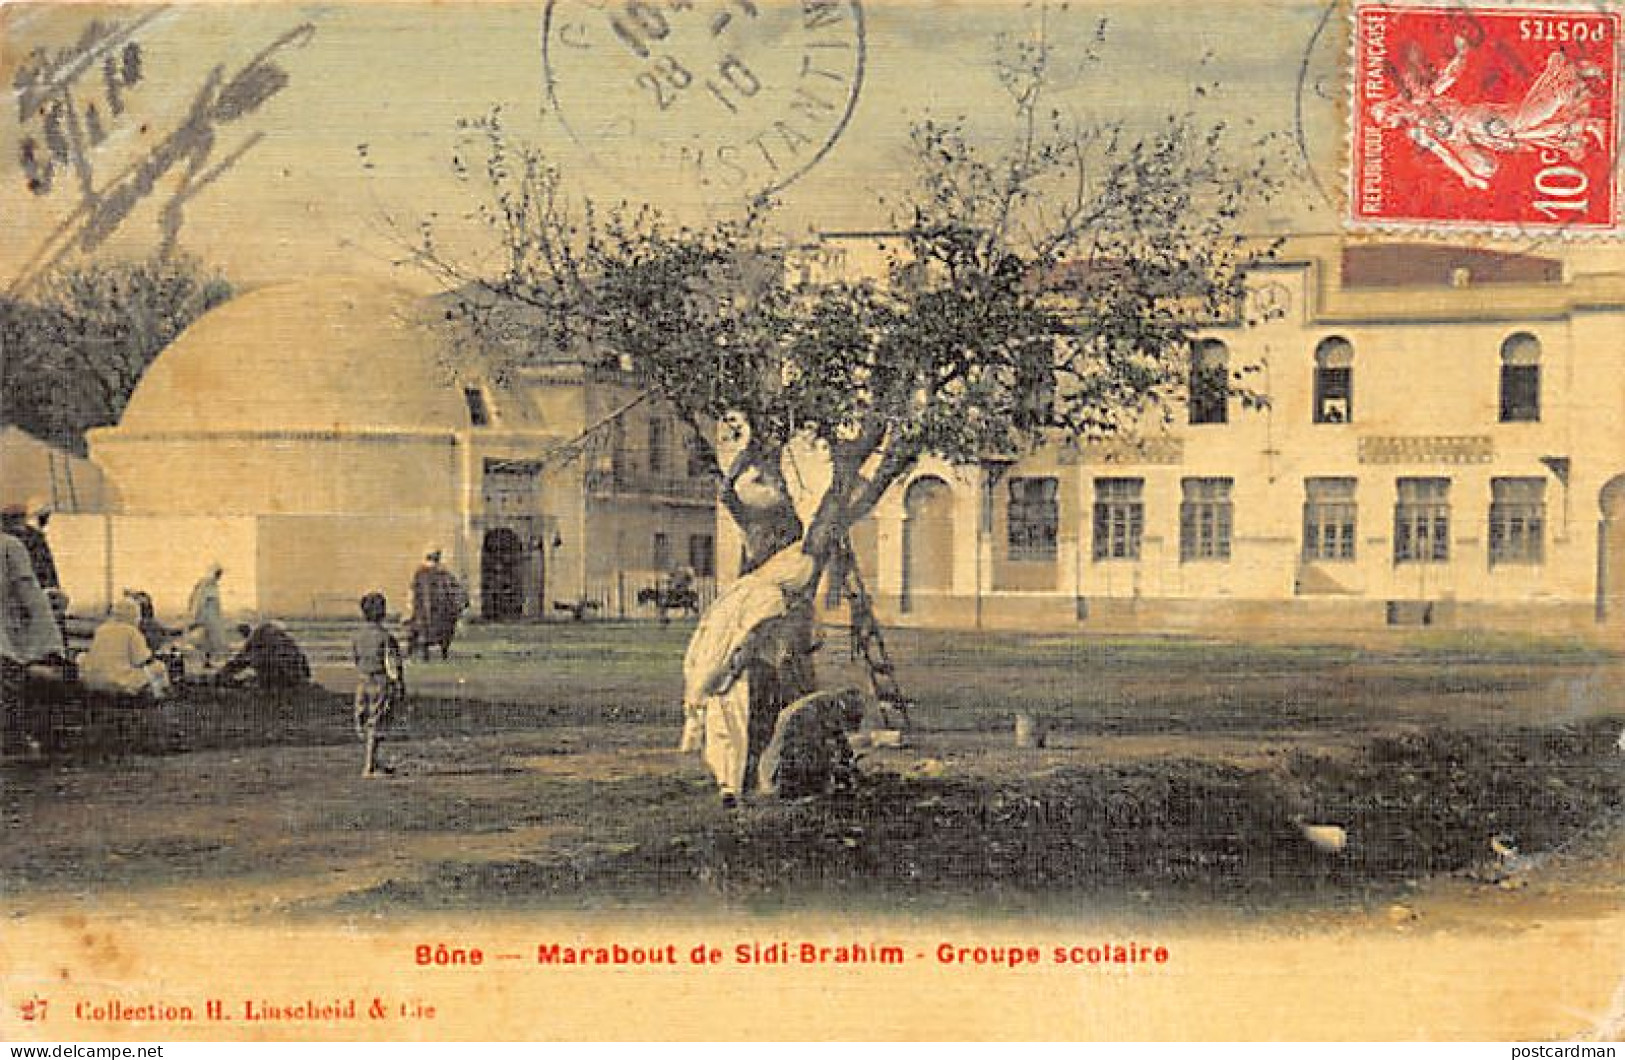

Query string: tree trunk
685 443 898 790
742 596 819 789
684 487 828 792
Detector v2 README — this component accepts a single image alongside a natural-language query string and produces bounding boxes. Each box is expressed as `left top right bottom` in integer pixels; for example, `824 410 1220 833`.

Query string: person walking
351 592 405 778
408 548 467 661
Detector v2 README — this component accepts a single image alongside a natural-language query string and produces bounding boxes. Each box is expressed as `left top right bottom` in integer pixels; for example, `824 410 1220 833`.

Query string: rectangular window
1007 477 1059 561
1314 367 1352 424
652 532 671 571
688 533 715 577
648 417 670 476
1489 478 1545 565
686 432 710 479
463 387 490 427
610 421 629 480
1303 478 1357 561
1180 477 1234 561
1500 365 1540 422
1189 342 1229 425
1394 478 1451 563
1092 478 1144 560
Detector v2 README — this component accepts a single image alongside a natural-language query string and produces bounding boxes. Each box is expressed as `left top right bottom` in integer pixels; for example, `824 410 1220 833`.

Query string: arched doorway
1598 476 1625 621
482 527 526 621
901 476 954 613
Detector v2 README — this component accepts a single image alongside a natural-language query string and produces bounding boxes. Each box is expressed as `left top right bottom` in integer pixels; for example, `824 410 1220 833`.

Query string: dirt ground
3 623 1623 923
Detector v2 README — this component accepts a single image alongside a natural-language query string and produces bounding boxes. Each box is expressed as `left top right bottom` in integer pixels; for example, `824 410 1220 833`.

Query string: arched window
1189 339 1229 425
1500 333 1541 423
1313 337 1353 424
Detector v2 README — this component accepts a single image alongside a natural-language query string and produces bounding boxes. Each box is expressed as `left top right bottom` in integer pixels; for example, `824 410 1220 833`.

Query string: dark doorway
482 527 525 621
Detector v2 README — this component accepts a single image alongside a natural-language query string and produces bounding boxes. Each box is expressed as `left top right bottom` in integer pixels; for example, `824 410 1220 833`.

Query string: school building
788 238 1625 635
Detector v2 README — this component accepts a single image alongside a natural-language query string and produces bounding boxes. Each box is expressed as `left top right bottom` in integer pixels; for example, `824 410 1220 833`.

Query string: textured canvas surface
3 0 1625 1042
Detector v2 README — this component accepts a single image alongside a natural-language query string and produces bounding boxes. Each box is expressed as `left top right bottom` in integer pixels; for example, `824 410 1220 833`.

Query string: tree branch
549 388 650 465
846 430 922 522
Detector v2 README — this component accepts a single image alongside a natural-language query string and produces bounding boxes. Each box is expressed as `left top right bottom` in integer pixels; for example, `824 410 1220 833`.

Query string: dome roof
114 279 473 435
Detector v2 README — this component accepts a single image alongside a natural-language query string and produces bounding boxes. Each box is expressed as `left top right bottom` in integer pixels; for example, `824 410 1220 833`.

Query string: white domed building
53 278 720 621
96 279 486 521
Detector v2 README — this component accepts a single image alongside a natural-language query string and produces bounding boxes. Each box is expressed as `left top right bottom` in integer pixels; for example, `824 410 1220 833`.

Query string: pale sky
2 0 1351 294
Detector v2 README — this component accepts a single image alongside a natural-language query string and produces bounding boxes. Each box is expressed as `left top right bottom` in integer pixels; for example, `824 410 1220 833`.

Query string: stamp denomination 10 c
1350 3 1621 234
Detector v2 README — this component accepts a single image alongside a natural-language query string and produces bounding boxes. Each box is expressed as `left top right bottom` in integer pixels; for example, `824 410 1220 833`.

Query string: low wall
50 514 260 620
46 514 462 621
256 514 459 618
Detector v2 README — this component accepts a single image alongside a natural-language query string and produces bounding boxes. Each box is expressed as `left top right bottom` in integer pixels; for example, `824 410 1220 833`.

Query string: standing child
351 592 405 778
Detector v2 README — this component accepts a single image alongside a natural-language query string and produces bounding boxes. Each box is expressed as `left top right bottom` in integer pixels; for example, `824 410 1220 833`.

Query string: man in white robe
1 530 64 665
2 530 65 754
81 598 169 698
681 548 815 805
186 563 229 667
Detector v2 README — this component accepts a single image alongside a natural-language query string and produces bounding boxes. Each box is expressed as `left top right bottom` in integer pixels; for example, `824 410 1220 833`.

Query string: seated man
756 688 868 799
121 590 174 654
81 599 170 699
216 621 311 690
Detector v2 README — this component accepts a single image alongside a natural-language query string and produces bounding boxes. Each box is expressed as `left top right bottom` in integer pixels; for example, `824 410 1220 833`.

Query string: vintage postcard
3 0 1625 1043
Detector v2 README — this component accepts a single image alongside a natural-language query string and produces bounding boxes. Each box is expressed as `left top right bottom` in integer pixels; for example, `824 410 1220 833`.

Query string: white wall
51 514 261 620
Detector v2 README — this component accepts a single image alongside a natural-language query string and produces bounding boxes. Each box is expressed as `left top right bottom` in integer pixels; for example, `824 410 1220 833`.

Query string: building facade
49 278 716 622
779 240 1625 635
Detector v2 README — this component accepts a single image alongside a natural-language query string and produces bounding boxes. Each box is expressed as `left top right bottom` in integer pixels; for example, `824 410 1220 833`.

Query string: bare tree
403 14 1286 710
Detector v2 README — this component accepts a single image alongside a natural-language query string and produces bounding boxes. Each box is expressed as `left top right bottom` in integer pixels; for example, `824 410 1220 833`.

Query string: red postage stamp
1350 3 1622 233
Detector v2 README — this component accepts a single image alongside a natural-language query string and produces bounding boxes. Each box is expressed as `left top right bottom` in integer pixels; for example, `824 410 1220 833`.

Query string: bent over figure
681 547 816 806
218 622 311 690
757 688 867 798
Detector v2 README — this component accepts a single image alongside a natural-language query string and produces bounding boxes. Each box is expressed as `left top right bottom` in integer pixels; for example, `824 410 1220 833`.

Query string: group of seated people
78 593 311 701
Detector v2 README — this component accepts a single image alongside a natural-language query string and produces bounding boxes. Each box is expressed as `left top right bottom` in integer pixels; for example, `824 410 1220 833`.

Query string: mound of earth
342 717 1624 910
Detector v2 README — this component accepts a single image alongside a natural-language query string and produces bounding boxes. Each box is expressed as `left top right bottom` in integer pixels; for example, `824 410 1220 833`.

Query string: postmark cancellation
542 0 865 202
